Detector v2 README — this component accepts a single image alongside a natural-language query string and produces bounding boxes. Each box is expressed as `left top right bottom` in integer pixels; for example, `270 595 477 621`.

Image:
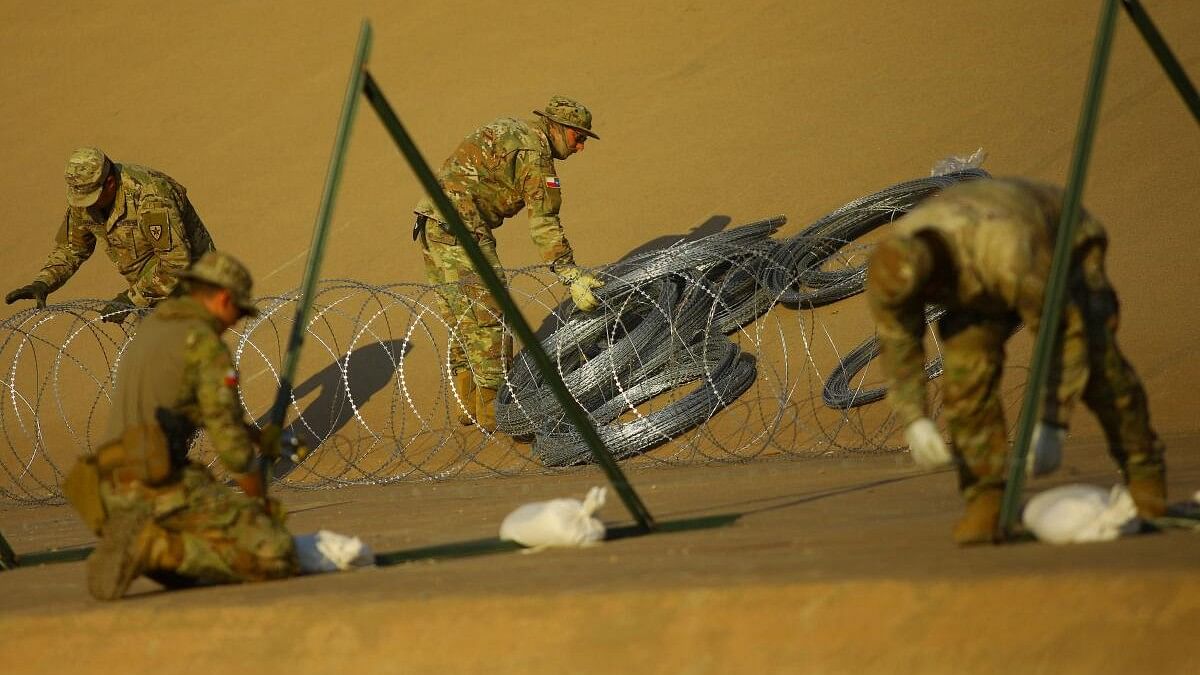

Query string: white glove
1026 422 1065 478
559 268 605 313
904 418 952 468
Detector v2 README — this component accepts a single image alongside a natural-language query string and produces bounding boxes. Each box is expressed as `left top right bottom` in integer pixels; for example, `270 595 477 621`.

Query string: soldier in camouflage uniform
4 147 215 323
413 96 605 432
81 251 296 600
866 177 1167 544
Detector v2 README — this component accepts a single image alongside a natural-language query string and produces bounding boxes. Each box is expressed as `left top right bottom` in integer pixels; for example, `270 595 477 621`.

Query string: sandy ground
2 434 1199 673
1 0 1199 672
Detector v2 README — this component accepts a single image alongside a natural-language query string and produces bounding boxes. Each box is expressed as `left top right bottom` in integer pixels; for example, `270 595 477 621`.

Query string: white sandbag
294 529 375 573
1022 484 1139 544
499 486 607 548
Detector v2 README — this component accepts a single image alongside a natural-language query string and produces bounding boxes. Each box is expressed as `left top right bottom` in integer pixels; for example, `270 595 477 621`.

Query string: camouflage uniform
414 98 596 389
34 148 215 307
88 252 295 592
867 178 1165 500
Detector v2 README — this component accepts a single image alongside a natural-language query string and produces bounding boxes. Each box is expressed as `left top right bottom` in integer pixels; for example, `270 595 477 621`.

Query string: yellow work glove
559 267 605 313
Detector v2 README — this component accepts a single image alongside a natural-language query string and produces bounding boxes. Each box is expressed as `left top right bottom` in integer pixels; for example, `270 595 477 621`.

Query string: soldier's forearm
879 334 929 428
33 265 75 293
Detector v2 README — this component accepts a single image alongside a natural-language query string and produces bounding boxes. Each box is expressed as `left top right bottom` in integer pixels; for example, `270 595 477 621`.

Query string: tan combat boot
87 505 154 601
952 488 1002 546
452 370 477 426
1127 475 1167 519
475 386 498 433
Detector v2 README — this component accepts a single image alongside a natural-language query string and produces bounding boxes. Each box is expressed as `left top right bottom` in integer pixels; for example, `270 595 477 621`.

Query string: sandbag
499 486 607 548
1022 484 1139 544
293 530 374 573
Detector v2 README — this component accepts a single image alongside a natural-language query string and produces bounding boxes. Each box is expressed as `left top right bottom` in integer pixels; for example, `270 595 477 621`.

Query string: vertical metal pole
263 20 373 491
999 0 1121 537
360 72 656 532
1121 0 1200 124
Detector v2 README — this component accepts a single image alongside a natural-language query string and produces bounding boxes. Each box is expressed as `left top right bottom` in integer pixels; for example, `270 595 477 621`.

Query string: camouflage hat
64 147 112 208
533 95 599 140
178 251 259 317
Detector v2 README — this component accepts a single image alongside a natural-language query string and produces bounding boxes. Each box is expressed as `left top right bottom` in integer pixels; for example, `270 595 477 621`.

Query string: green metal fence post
360 71 656 532
263 20 373 491
1121 0 1200 125
999 0 1121 538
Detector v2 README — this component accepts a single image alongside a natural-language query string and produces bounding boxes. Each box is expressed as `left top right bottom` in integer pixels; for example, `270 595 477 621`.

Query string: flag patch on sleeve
545 176 561 189
223 369 239 388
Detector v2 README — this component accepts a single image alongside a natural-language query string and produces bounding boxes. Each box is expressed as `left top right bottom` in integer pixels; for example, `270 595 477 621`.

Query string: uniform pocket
424 222 459 248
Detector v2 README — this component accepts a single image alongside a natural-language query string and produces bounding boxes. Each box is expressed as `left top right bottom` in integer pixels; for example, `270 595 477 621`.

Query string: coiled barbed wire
0 171 987 504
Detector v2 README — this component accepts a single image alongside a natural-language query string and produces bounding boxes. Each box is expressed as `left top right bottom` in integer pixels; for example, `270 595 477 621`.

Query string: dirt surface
3 435 1200 673
2 1 1199 672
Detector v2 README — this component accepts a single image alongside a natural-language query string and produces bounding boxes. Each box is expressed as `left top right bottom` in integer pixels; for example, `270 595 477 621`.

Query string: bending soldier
76 251 296 600
413 95 605 432
4 147 215 323
866 177 1167 544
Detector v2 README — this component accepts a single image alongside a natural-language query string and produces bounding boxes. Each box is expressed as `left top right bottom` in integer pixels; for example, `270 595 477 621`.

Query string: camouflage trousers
939 241 1165 499
420 220 512 389
100 464 297 586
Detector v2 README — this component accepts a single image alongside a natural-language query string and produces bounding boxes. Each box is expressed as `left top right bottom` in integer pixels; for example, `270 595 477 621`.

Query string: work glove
100 291 135 324
5 281 50 309
559 267 605 313
904 417 953 468
1026 422 1065 478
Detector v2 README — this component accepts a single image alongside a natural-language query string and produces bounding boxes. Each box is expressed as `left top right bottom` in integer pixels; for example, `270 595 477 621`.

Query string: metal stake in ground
263 20 373 493
999 0 1120 538
1121 0 1200 125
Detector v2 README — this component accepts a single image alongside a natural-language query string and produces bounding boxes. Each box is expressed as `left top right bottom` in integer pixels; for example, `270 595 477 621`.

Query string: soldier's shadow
531 215 732 342
259 338 411 478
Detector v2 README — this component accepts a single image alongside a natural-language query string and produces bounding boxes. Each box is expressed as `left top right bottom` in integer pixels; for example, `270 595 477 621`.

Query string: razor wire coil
0 171 986 504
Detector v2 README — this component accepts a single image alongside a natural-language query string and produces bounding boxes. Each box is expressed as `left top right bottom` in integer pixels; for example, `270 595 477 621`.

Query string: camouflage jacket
35 163 215 307
414 116 575 270
103 296 255 476
867 178 1107 426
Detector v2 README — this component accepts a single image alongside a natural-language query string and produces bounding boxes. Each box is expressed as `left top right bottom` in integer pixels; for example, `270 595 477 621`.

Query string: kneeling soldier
69 251 297 600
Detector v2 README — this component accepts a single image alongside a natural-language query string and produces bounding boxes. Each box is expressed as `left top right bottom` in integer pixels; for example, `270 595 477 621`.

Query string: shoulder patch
142 210 169 242
222 369 239 388
545 176 561 189
139 207 174 249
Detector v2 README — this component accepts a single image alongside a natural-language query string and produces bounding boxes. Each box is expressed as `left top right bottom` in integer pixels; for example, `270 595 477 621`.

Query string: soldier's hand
904 417 953 468
1026 422 1065 478
560 268 605 313
100 291 135 324
5 281 50 309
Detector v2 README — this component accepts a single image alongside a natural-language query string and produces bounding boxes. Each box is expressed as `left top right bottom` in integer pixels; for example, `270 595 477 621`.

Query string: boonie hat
65 147 112 208
533 95 599 140
178 251 259 317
